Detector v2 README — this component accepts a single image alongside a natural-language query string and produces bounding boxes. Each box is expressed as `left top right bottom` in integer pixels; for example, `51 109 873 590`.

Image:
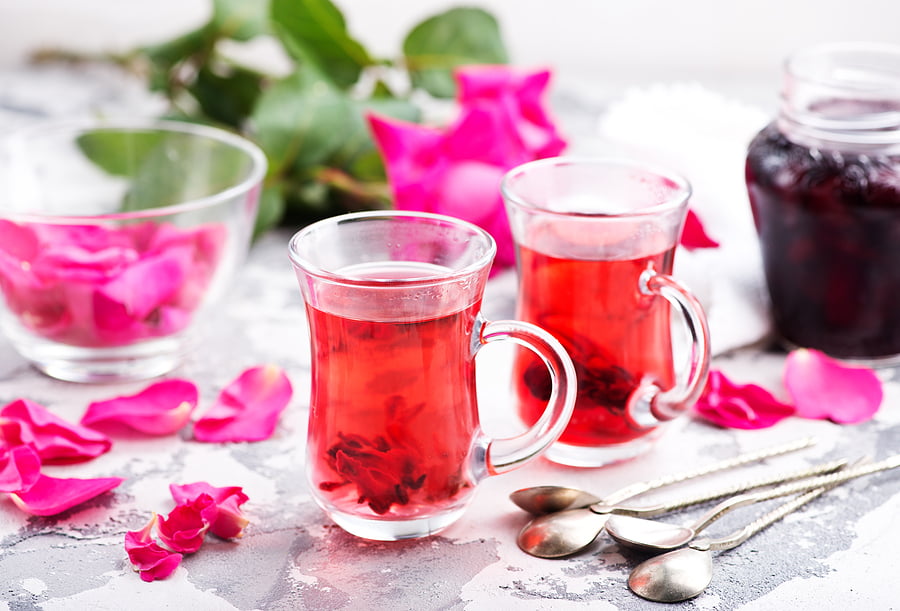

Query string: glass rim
1 118 267 224
500 156 692 219
288 210 498 286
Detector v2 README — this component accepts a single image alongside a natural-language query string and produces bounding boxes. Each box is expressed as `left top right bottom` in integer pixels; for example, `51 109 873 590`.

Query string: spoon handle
695 485 832 552
601 437 817 506
605 456 845 518
696 454 900 551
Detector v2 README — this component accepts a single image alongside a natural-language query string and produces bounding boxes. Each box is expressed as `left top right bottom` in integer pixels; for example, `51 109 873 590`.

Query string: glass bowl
0 119 266 382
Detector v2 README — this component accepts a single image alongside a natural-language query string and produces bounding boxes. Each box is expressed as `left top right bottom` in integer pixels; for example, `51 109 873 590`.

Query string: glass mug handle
627 269 711 427
473 316 577 476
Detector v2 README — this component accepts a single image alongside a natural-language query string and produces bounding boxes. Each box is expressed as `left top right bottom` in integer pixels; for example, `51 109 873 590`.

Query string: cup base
321 506 468 541
11 332 191 383
544 430 664 467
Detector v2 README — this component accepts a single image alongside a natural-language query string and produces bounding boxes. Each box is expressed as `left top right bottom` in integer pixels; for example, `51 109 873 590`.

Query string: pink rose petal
157 493 218 553
193 365 293 443
0 444 41 493
170 482 250 539
9 474 123 516
784 349 883 424
81 379 199 436
680 208 720 250
125 515 183 582
694 370 796 429
0 399 112 463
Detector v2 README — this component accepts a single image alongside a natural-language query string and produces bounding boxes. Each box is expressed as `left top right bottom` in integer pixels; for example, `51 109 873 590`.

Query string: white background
1 0 899 107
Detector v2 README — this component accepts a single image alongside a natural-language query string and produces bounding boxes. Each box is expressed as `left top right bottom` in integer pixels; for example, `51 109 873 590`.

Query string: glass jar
746 42 900 363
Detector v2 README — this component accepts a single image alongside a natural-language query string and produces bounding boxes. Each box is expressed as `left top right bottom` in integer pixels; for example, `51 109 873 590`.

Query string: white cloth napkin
595 82 774 355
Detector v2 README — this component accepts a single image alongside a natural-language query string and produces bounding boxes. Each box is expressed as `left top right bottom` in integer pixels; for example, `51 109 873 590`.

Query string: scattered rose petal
694 370 796 429
170 482 250 539
9 474 123 516
0 399 111 463
0 444 41 493
193 365 293 443
680 209 720 250
156 493 218 553
784 349 883 424
125 514 183 582
80 379 199 436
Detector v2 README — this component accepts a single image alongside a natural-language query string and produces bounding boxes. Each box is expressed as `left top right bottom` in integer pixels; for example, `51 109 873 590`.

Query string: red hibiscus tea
305 263 480 523
514 245 676 447
290 211 577 540
502 158 711 466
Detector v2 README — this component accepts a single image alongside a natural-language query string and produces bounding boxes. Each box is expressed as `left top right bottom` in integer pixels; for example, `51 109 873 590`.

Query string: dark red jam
746 123 900 359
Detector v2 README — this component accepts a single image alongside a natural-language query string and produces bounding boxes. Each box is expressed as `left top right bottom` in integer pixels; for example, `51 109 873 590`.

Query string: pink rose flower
157 493 218 553
170 482 250 539
369 65 567 272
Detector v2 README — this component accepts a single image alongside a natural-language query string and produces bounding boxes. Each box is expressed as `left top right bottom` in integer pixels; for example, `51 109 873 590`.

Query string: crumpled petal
170 482 250 539
784 349 883 424
0 399 111 463
9 474 123 516
156 493 218 553
81 379 199 436
125 514 183 582
680 208 720 250
0 443 41 493
694 370 796 429
193 365 293 443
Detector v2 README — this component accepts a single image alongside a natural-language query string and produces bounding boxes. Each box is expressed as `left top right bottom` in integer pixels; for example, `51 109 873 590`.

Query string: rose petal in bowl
81 379 199 436
784 349 883 424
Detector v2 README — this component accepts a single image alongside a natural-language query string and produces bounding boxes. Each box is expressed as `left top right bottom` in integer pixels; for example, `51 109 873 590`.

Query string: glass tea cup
288 211 576 541
0 119 265 382
502 157 711 467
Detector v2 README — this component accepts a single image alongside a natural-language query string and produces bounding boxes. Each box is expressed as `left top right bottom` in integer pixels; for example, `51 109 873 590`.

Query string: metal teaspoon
516 456 846 558
628 454 900 602
509 437 816 515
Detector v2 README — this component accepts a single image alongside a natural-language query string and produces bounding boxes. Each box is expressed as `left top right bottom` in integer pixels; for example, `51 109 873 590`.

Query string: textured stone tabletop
1 66 899 610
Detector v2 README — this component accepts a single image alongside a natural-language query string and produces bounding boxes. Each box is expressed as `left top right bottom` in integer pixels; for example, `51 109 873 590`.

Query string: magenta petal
81 379 199 436
125 515 183 582
680 209 720 250
784 349 883 424
0 444 42 493
157 493 218 553
193 365 293 443
694 370 795 429
170 482 249 539
9 474 123 516
0 399 112 463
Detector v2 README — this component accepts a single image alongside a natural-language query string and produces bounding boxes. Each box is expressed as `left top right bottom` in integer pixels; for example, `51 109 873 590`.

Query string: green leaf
213 0 270 41
254 184 286 236
77 129 251 213
140 24 217 92
189 64 264 129
251 67 356 176
270 0 373 89
75 131 167 177
403 7 508 98
326 96 420 177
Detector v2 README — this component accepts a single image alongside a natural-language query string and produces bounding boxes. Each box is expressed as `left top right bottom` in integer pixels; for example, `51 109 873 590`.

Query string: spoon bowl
628 546 712 602
516 508 610 558
509 486 602 516
606 515 696 552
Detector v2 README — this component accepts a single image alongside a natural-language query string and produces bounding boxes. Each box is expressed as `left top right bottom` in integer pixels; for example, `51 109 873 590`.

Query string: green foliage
114 0 507 234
